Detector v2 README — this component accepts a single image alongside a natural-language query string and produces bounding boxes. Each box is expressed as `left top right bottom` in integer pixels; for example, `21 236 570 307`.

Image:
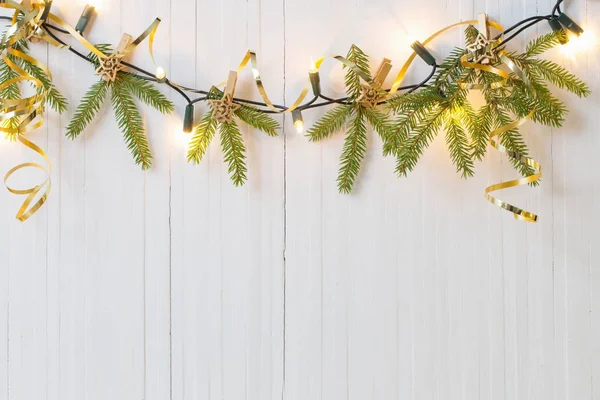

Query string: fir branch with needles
306 44 394 193
390 52 477 178
383 25 589 184
66 45 174 169
186 86 280 186
0 29 67 139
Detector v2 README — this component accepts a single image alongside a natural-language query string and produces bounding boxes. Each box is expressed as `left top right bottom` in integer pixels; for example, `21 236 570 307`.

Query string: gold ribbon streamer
4 135 51 221
482 52 541 223
0 0 54 221
211 50 383 113
0 1 160 221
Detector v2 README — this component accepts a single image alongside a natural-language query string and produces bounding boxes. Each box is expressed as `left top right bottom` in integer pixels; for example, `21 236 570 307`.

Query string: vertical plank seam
281 0 288 398
168 0 174 398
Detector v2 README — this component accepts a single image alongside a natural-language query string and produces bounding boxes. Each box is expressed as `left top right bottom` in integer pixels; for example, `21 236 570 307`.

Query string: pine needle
234 103 280 136
120 73 174 114
306 104 352 142
472 103 495 161
396 106 445 177
337 108 368 193
0 52 21 141
525 31 564 56
187 110 218 164
66 79 109 139
445 107 475 178
363 107 394 141
20 59 68 113
219 121 247 186
111 80 153 169
344 44 371 99
529 58 591 97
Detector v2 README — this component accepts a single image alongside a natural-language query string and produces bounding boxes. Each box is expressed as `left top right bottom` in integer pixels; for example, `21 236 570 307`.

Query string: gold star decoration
356 84 386 109
466 32 497 64
210 94 241 124
95 53 126 83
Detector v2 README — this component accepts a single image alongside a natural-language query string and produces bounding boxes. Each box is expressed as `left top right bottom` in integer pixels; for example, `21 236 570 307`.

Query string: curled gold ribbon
0 0 54 221
379 18 541 221
0 1 160 221
208 50 384 113
481 52 541 222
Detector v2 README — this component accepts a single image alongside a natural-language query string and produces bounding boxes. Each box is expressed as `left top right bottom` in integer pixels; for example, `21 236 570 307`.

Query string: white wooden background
0 0 599 398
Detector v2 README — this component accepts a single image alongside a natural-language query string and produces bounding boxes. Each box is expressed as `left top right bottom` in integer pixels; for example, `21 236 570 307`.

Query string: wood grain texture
0 0 599 399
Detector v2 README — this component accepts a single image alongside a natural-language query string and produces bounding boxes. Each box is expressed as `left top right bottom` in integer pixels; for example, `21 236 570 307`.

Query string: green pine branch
386 87 442 115
525 31 564 57
306 104 352 142
111 78 153 169
0 51 21 141
120 73 174 114
464 24 480 46
445 107 475 178
219 121 247 186
495 106 539 186
528 58 590 97
187 110 217 164
363 107 394 141
472 103 495 160
20 59 68 113
395 105 445 176
344 44 371 98
0 24 67 139
66 79 109 139
234 103 280 136
337 108 368 193
88 44 114 67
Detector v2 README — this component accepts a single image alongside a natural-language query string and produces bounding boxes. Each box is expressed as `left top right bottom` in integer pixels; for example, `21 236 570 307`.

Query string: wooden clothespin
116 33 133 56
477 13 490 40
210 70 241 123
477 13 491 65
97 33 133 82
224 70 238 99
372 57 392 88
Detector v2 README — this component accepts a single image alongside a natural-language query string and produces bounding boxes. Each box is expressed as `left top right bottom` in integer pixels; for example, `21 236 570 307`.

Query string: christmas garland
0 0 590 222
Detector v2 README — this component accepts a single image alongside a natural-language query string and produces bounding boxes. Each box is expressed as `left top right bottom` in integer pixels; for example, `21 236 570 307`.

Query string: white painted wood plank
170 1 285 400
75 1 146 399
3 22 50 400
121 1 173 400
0 1 599 400
44 4 93 400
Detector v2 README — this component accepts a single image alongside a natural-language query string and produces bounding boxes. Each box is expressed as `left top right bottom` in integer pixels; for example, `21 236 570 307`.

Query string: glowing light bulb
155 66 167 82
85 0 102 10
560 30 595 58
292 109 304 134
176 125 192 149
308 58 321 96
309 57 318 73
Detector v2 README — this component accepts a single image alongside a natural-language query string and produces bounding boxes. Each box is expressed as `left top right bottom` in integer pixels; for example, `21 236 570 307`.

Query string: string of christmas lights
0 0 591 222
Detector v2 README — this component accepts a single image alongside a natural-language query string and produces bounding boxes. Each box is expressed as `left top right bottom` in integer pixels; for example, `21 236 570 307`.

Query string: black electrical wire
0 0 569 115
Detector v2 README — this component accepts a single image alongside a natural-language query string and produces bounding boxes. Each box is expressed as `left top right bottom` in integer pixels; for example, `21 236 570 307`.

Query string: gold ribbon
0 1 161 221
482 52 541 223
0 0 54 221
210 50 383 113
383 18 541 222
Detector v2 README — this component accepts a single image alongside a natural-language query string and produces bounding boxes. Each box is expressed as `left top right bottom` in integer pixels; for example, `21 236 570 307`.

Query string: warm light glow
309 57 318 73
176 125 192 149
294 119 304 134
155 66 167 81
560 30 595 58
85 0 102 10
